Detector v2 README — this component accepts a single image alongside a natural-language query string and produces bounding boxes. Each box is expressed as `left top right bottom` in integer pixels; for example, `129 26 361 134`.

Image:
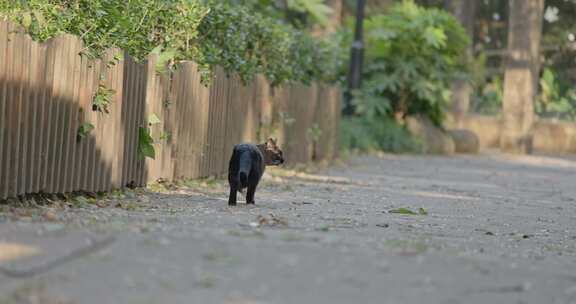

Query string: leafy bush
196 2 345 84
358 0 469 125
0 0 344 85
225 0 333 28
0 0 207 60
536 68 576 120
340 117 422 153
338 1 466 155
470 75 503 115
470 68 576 121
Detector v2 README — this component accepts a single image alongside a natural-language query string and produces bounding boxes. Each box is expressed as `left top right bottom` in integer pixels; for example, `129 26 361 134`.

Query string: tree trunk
445 0 477 128
312 0 342 37
500 0 544 154
324 0 342 34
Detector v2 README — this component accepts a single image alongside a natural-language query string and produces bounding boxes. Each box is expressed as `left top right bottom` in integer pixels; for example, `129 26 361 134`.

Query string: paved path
1 153 576 304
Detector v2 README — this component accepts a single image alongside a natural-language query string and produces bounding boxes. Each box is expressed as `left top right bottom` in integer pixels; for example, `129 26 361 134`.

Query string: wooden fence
0 21 341 200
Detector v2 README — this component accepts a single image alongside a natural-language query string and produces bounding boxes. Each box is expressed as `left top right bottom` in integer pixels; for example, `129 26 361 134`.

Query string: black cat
228 138 284 206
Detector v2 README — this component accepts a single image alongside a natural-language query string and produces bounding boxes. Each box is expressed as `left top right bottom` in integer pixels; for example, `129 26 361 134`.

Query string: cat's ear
266 137 277 148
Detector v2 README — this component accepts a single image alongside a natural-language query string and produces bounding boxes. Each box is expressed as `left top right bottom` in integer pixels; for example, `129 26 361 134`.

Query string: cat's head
259 138 284 166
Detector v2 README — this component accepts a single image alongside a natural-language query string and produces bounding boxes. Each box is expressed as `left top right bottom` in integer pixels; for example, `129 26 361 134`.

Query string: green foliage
147 113 161 126
150 45 178 75
92 81 115 113
225 0 333 28
359 0 470 125
389 207 418 215
196 1 345 84
542 0 576 49
138 127 155 160
467 49 502 115
470 75 503 115
287 0 333 26
418 207 428 215
470 68 576 121
306 123 322 143
138 113 162 160
536 68 576 120
0 0 344 86
76 122 94 142
159 132 171 141
340 117 378 152
0 0 207 60
389 207 428 216
340 116 422 153
339 1 466 155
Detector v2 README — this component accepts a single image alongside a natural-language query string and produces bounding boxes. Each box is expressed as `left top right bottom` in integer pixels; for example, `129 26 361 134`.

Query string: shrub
470 68 576 120
0 0 207 60
339 1 468 155
0 0 344 85
470 75 503 115
340 117 422 153
359 0 470 125
225 0 333 29
536 68 576 120
196 2 345 85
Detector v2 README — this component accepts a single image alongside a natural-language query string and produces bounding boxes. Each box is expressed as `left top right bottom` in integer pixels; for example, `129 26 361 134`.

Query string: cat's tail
238 151 252 189
239 172 248 191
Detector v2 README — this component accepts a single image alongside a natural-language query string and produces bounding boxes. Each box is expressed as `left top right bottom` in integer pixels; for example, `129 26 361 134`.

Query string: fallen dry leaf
43 210 58 222
256 214 288 227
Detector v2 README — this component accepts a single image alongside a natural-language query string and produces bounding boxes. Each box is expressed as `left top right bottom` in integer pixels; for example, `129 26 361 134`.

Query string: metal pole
343 0 366 116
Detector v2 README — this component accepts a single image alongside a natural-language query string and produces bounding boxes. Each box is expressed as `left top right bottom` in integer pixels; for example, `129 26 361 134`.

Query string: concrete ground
1 153 576 304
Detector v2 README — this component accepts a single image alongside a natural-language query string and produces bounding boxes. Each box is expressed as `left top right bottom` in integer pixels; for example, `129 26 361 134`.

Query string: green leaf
423 26 447 48
389 207 418 215
92 83 114 114
138 127 155 159
148 113 161 125
159 132 171 141
150 45 178 74
21 12 32 29
150 45 163 56
370 28 397 41
76 122 95 142
389 207 428 216
140 144 156 159
33 10 45 27
287 0 333 26
139 127 153 144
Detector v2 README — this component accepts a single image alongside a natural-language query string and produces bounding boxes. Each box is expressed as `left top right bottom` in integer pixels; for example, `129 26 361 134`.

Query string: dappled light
487 153 576 170
0 243 40 263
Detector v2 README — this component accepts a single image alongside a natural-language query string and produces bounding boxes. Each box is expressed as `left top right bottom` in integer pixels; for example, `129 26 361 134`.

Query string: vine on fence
76 122 94 142
91 81 115 114
306 124 322 143
138 114 162 160
138 127 155 160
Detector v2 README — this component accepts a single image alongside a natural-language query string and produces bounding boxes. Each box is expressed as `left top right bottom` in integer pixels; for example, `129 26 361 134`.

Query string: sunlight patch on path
488 153 576 170
0 242 40 263
410 191 480 201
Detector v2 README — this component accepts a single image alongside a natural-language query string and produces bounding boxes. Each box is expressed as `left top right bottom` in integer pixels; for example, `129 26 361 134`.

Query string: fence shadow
0 78 116 199
0 22 146 200
0 20 341 201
